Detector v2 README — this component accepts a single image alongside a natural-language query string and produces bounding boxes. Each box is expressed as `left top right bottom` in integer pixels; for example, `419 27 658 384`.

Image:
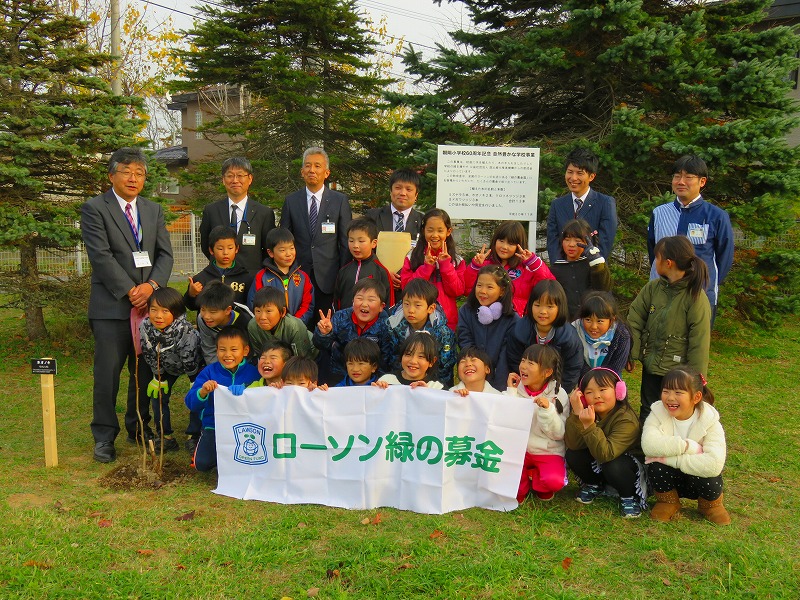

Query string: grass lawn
0 308 797 599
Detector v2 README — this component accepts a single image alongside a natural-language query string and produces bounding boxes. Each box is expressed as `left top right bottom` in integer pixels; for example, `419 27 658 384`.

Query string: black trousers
565 447 639 498
647 462 724 500
639 370 664 425
90 319 152 443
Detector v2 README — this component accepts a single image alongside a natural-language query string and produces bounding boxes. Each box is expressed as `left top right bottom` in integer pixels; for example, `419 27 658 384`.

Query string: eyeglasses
224 172 251 181
116 169 146 180
672 174 700 182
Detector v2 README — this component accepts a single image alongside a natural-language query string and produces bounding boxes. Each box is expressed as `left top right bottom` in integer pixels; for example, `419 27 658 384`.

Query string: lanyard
126 207 142 251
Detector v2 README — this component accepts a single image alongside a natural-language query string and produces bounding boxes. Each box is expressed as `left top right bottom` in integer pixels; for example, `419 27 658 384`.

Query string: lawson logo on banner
213 386 535 514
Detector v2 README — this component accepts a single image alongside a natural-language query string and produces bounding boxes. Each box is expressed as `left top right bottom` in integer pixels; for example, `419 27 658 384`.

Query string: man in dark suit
80 148 174 463
280 147 352 321
365 168 424 292
198 157 276 276
546 148 617 263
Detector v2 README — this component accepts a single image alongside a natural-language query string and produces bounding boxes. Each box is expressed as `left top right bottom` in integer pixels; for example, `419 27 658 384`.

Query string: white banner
213 386 535 514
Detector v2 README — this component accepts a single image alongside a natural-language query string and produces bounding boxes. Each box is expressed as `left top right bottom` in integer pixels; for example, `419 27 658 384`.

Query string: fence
0 215 797 281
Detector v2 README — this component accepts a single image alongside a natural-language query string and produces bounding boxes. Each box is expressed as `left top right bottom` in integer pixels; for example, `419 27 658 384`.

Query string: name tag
133 251 152 268
321 221 336 234
687 223 708 244
241 233 256 246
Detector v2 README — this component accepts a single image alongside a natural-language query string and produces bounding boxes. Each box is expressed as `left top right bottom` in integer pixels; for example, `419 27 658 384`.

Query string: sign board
31 358 57 375
213 385 534 514
376 231 412 273
436 145 540 222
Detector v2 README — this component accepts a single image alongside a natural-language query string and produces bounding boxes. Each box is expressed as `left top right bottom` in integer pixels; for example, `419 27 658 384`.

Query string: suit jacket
546 189 617 263
365 205 424 241
81 190 173 320
199 198 276 275
280 187 352 295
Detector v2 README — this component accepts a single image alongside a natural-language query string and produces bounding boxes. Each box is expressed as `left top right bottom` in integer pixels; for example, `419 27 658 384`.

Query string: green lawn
0 309 797 599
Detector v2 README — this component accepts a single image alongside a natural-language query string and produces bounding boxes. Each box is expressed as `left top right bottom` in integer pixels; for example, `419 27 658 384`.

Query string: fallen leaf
326 568 340 579
175 510 195 521
137 549 154 556
297 522 307 529
54 501 70 512
429 530 444 539
176 564 186 570
306 588 319 597
88 511 103 518
662 578 671 586
360 517 370 525
561 557 572 570
370 512 383 525
24 560 52 569
515 550 522 556
98 518 112 528
768 477 781 483
397 563 414 570
221 561 233 567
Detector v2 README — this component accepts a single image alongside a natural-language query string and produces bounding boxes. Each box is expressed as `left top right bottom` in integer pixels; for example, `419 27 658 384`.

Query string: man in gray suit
280 147 352 321
81 148 174 463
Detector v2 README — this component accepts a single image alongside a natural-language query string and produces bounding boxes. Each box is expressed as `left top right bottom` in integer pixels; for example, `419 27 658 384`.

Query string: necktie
309 195 318 235
125 203 138 241
394 211 404 232
574 197 584 216
230 204 238 230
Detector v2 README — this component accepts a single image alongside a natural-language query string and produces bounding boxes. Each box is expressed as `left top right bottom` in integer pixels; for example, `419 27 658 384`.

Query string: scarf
577 320 616 368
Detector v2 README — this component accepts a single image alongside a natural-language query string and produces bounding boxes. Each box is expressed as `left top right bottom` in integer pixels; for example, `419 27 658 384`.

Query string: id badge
133 251 152 268
321 221 336 234
687 223 708 244
241 233 256 246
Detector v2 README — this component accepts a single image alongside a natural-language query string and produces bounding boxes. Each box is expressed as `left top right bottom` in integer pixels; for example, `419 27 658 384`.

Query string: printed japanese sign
214 386 535 514
436 145 540 221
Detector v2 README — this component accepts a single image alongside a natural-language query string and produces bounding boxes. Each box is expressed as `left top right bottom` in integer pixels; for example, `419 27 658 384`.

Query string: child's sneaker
620 497 642 518
576 483 603 504
535 491 555 501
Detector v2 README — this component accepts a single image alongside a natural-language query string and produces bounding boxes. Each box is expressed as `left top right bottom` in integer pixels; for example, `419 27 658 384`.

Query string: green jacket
247 313 318 360
565 402 639 463
627 276 710 377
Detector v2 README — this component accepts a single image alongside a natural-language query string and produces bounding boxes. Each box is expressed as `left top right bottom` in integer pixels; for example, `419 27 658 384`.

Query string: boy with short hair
279 356 327 391
185 326 260 471
386 278 456 387
248 287 317 359
336 338 381 387
249 340 293 388
333 218 394 310
196 281 252 366
185 225 253 311
313 278 393 383
247 227 314 325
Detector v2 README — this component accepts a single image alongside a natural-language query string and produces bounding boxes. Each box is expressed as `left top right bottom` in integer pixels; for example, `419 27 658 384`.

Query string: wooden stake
39 359 58 467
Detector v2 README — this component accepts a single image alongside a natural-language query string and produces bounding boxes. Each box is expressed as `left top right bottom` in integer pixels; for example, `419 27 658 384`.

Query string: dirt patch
7 492 51 509
98 458 194 491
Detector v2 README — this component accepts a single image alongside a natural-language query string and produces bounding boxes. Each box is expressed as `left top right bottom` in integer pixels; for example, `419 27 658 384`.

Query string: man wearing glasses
199 157 276 276
647 155 734 324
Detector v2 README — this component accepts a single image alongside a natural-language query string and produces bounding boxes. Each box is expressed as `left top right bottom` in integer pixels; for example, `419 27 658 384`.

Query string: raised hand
578 405 596 429
568 388 585 415
316 309 333 335
473 244 490 266
424 244 436 265
514 245 533 262
437 245 451 263
534 395 550 409
507 372 521 389
187 276 204 298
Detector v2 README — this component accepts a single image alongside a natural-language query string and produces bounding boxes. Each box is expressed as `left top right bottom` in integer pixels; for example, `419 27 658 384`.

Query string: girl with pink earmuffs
564 367 648 518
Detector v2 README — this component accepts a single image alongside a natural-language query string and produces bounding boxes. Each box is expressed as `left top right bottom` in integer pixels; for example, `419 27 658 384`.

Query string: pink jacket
401 255 466 330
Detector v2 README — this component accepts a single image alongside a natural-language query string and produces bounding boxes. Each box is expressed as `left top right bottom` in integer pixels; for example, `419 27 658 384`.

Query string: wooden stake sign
31 358 58 467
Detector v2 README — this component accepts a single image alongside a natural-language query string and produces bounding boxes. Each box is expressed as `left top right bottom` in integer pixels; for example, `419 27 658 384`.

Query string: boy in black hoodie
333 218 394 310
185 225 253 311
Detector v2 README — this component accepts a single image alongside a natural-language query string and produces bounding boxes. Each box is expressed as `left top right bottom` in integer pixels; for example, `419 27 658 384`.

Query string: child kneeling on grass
641 366 730 525
186 327 260 471
565 367 647 518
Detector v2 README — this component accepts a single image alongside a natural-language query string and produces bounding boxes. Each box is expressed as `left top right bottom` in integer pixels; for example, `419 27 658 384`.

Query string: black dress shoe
93 441 116 463
126 431 154 445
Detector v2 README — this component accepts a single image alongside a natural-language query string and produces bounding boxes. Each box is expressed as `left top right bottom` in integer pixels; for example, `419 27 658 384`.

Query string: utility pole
110 0 122 95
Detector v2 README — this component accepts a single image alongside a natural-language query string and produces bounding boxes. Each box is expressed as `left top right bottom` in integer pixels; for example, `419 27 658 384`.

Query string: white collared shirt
228 196 248 232
306 188 324 215
677 194 702 209
113 190 141 240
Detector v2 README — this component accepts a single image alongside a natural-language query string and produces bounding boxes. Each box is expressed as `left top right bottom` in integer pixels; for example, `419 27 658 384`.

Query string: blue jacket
312 308 393 378
506 318 584 393
648 197 734 307
185 360 260 430
334 374 380 387
386 302 456 386
457 303 519 391
547 189 618 262
247 256 314 325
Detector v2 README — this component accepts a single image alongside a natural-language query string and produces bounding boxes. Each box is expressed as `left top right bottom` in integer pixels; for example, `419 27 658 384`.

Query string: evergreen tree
395 0 800 235
0 0 143 339
175 0 399 212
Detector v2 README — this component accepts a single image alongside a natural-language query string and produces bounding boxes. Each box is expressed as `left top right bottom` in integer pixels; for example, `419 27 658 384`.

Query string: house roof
766 0 800 20
154 146 189 167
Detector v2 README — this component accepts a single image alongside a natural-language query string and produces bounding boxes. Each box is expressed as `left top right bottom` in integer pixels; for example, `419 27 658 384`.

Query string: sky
139 0 472 86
